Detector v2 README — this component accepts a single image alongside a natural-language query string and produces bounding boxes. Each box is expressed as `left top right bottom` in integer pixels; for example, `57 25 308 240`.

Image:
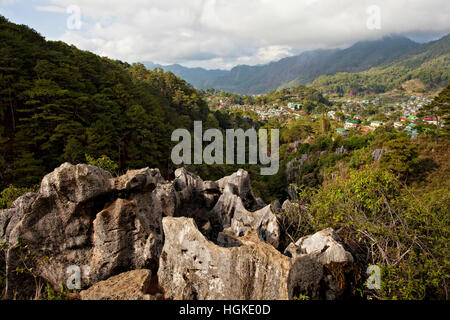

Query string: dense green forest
201 85 330 108
0 15 229 188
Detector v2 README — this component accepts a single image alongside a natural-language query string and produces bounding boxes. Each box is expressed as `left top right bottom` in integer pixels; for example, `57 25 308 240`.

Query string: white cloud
40 0 450 69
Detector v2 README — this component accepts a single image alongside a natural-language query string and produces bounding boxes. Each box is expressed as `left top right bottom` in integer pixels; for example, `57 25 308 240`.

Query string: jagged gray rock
1 163 166 296
216 169 265 211
158 217 291 300
158 217 356 300
1 162 356 300
372 149 387 161
285 228 355 300
335 146 346 154
0 163 285 298
284 228 353 264
208 183 280 248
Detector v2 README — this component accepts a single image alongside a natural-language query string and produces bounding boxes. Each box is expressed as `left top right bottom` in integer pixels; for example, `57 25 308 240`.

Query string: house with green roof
344 119 359 129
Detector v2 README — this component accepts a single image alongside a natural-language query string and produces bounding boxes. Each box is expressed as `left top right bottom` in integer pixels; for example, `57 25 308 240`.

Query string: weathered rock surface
158 218 356 300
0 162 284 298
0 162 356 300
285 228 353 263
285 228 355 299
335 146 346 155
80 269 154 300
208 183 280 248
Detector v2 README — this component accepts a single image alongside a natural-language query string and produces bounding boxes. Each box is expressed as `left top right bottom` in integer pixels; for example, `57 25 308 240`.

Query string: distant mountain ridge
143 62 228 89
143 35 444 94
309 34 450 96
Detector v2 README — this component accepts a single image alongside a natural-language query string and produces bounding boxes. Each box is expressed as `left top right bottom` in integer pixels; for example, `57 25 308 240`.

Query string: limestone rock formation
158 217 291 300
285 228 355 299
0 162 357 300
158 218 356 300
0 163 283 298
208 183 280 248
80 269 154 300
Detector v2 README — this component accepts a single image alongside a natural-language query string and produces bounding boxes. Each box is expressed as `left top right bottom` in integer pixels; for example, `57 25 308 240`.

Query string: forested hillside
0 15 218 189
310 35 450 96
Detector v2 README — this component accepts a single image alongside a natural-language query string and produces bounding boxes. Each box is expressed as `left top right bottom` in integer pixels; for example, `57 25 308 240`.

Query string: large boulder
0 163 283 298
158 217 291 300
1 163 166 297
285 228 355 300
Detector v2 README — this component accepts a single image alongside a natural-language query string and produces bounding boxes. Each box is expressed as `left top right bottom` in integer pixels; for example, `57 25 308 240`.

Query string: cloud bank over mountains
2 0 450 69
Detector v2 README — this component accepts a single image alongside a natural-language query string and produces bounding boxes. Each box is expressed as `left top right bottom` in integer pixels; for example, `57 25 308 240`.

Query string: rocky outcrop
285 228 355 300
0 163 282 298
284 228 353 263
80 269 154 300
335 146 346 155
1 162 357 300
158 217 356 300
208 183 280 248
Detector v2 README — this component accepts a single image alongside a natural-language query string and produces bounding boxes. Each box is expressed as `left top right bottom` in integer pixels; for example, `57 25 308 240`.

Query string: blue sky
0 0 68 38
1 0 449 70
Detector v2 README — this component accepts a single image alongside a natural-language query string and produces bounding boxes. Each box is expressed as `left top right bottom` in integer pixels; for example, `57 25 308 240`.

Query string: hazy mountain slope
210 36 420 94
143 62 228 88
145 36 420 94
309 35 450 96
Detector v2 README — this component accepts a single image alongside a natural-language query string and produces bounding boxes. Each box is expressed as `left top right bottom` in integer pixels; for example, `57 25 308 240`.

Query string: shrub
289 168 449 299
380 137 420 180
85 154 119 176
0 185 37 209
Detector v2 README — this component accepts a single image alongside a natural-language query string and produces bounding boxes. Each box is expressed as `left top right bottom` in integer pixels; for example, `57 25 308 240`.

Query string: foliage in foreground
282 168 449 300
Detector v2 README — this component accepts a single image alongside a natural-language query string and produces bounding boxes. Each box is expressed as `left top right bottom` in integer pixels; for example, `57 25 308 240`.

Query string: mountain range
143 34 450 95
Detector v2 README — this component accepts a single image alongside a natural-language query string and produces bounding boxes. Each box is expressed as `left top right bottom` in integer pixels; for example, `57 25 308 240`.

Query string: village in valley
203 89 439 139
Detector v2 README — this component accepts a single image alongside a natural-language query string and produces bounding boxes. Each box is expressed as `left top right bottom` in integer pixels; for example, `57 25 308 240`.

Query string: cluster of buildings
208 93 438 141
336 119 385 136
335 96 437 138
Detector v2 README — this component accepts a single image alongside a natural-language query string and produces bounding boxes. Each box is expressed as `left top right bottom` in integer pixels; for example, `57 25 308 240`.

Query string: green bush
291 168 449 299
0 185 37 209
85 154 119 176
380 137 421 180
